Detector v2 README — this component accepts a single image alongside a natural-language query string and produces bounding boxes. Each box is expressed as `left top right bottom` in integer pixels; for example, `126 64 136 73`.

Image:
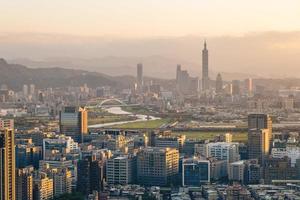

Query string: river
88 106 160 128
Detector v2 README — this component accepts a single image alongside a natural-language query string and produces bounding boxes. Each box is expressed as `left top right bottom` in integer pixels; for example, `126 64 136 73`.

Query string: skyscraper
215 73 223 94
232 80 241 96
59 106 88 143
248 129 270 164
244 78 253 96
0 129 16 200
248 114 272 140
77 156 104 196
248 114 272 164
248 114 272 130
137 63 143 93
202 41 209 91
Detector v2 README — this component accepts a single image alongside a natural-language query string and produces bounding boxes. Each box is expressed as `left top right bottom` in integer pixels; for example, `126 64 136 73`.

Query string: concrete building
53 168 72 197
155 135 186 152
106 155 136 185
33 173 53 200
43 135 78 159
137 147 179 186
228 161 245 183
206 142 240 163
182 157 210 186
0 129 16 200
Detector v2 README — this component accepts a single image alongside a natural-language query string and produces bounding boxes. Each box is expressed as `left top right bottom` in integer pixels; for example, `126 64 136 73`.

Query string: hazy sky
1 0 300 37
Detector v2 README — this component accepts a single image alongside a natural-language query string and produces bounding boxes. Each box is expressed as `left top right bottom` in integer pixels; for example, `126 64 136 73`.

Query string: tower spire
204 39 207 50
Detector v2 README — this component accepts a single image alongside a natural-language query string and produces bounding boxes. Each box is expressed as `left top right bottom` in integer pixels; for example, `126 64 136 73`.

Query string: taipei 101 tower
202 41 209 91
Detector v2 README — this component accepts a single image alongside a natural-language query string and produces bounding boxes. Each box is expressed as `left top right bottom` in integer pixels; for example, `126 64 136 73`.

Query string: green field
88 115 137 125
171 131 247 142
111 118 171 129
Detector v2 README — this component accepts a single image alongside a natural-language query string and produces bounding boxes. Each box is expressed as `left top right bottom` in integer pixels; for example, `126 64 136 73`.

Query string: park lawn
111 118 171 129
88 115 136 125
171 131 247 142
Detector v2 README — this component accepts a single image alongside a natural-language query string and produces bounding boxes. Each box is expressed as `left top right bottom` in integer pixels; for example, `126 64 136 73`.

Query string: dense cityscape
1 40 300 200
2 1 300 200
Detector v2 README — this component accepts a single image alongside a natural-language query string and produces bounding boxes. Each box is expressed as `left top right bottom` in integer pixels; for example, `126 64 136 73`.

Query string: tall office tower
215 73 223 94
182 158 210 186
206 142 240 163
29 84 35 96
137 147 179 186
248 114 272 132
106 155 136 185
0 129 16 200
244 78 253 96
176 64 181 84
33 173 53 200
137 63 143 93
248 129 270 164
23 84 28 97
202 41 209 91
59 106 88 143
248 114 272 151
231 80 241 96
77 156 104 196
16 166 34 200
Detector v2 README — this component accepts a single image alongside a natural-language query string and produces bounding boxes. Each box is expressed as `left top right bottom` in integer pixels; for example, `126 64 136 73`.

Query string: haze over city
3 1 300 200
1 0 300 78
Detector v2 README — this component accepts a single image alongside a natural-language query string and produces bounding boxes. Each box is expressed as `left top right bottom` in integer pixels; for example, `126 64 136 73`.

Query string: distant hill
0 58 132 90
10 56 259 80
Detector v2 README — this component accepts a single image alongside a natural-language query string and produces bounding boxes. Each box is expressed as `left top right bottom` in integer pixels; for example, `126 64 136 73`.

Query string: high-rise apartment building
59 106 88 143
53 168 72 197
137 63 143 93
16 166 34 200
33 173 53 200
202 41 209 91
0 129 16 200
137 147 179 186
